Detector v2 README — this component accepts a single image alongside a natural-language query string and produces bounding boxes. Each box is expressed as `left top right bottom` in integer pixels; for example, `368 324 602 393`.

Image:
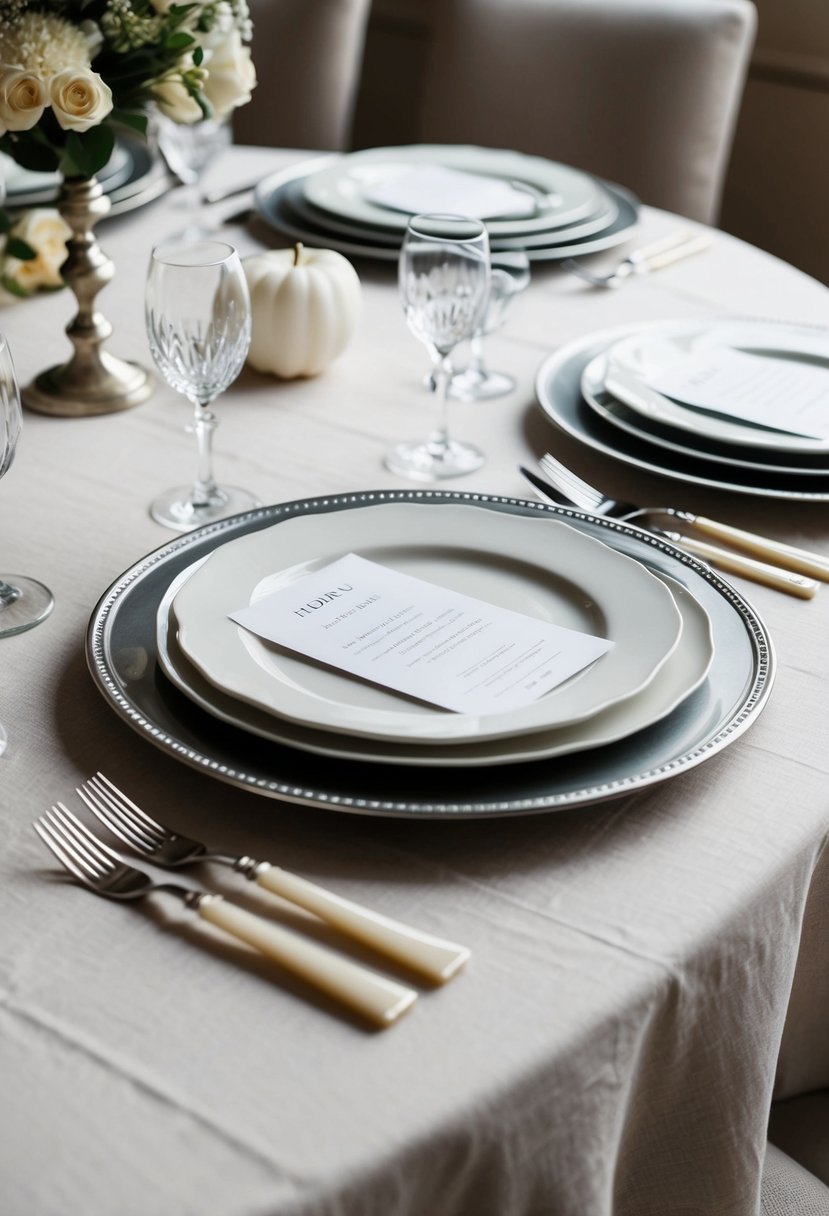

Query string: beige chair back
234 0 372 150
419 0 757 224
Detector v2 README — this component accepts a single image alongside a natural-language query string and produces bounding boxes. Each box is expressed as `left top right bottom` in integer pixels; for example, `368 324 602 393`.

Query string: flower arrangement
0 206 71 299
0 0 256 180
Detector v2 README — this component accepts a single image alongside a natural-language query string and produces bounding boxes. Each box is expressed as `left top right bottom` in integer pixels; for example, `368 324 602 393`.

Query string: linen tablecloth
1 146 828 1216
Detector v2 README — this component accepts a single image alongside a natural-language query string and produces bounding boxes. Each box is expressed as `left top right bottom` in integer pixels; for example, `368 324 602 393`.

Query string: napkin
364 166 538 220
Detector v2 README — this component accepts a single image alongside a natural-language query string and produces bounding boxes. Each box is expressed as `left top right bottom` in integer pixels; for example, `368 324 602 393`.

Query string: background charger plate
255 160 639 263
86 490 774 818
536 323 829 501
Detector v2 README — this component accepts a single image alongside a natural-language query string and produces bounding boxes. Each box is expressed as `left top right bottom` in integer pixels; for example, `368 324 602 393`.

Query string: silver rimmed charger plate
536 323 829 501
87 491 774 818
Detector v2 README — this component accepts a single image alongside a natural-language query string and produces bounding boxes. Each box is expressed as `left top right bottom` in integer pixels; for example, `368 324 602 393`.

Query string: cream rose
202 29 256 119
152 77 203 124
0 66 48 134
49 68 112 132
2 208 71 294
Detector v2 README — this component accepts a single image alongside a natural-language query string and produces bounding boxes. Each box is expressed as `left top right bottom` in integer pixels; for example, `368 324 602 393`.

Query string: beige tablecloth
1 146 828 1216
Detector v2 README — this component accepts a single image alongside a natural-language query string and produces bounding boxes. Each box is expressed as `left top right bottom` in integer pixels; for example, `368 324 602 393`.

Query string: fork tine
540 454 604 507
49 803 122 873
38 806 110 880
34 815 96 883
91 773 166 844
78 777 160 854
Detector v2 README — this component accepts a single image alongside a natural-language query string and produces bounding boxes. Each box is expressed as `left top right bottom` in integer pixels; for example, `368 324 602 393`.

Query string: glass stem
468 333 486 377
0 579 21 608
428 354 453 457
189 400 220 507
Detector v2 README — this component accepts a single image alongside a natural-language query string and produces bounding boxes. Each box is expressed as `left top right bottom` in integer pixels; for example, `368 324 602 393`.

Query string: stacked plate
536 317 829 501
254 145 639 263
1 132 173 219
87 491 775 819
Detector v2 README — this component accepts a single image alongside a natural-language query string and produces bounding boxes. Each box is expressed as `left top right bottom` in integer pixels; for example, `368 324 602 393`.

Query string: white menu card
646 346 829 440
364 166 537 220
230 554 612 715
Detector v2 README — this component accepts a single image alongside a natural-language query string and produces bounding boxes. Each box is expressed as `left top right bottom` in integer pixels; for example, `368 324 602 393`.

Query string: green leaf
64 125 116 178
1 138 60 173
192 46 204 67
164 31 195 51
110 108 149 136
0 210 10 236
6 237 37 261
0 277 31 298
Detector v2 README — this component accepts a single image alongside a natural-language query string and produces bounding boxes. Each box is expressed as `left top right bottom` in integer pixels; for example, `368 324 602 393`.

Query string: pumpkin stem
293 242 303 266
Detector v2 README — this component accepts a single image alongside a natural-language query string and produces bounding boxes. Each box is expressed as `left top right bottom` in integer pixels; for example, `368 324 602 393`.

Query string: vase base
22 357 153 417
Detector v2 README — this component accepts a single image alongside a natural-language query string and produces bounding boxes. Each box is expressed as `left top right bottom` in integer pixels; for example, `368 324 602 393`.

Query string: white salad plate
159 563 713 767
535 321 829 501
601 320 829 454
580 351 829 476
172 502 683 745
300 145 608 236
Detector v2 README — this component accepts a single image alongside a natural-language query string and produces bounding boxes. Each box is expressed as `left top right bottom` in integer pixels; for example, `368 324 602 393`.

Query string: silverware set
521 454 829 599
35 774 470 1029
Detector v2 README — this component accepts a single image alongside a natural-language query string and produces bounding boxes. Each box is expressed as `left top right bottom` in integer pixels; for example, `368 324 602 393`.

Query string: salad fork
519 457 822 598
77 773 470 985
34 803 418 1028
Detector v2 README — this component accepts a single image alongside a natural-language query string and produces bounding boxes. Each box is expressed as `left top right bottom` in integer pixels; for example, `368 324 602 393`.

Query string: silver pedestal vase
22 175 153 417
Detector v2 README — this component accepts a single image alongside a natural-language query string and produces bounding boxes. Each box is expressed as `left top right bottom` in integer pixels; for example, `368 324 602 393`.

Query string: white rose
152 77 203 124
49 68 113 132
202 29 256 119
0 66 48 134
2 208 71 294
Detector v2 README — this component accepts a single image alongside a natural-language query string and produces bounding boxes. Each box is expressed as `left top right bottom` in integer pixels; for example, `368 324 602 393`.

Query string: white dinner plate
172 502 682 745
285 175 620 251
159 562 713 766
301 145 608 237
581 351 829 476
602 320 829 454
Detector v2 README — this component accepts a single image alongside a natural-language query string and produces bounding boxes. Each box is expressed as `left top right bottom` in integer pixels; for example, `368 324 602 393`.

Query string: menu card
644 345 829 440
230 554 612 715
364 166 538 221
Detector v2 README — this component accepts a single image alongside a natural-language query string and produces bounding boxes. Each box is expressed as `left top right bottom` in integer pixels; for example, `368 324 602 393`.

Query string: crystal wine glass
155 114 233 239
0 333 54 754
448 251 531 401
386 213 491 480
145 239 257 531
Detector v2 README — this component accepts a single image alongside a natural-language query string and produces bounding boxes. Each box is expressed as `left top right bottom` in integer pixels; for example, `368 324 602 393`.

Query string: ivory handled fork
79 774 471 986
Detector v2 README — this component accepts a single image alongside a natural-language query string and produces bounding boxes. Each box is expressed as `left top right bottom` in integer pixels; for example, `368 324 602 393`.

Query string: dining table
1 143 828 1216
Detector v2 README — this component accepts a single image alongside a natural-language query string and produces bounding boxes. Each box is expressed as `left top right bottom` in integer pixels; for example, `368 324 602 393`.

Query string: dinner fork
33 803 417 1028
562 230 712 288
519 457 822 598
76 773 470 985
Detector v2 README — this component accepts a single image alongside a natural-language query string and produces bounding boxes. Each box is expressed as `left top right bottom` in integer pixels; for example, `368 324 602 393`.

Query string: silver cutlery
201 178 261 205
34 802 418 1028
520 458 822 599
77 773 470 986
562 229 712 288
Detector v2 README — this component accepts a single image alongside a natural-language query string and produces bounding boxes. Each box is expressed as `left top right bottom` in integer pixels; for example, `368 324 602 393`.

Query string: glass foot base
0 574 54 638
150 485 260 532
449 369 516 401
384 439 485 481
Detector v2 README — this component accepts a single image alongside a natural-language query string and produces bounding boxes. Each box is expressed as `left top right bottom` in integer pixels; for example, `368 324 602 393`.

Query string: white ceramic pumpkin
242 243 362 378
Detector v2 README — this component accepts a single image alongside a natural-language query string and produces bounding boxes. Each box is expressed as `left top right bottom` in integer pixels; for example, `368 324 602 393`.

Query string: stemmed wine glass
386 213 491 480
145 239 258 531
155 114 233 238
447 251 531 400
0 334 55 753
